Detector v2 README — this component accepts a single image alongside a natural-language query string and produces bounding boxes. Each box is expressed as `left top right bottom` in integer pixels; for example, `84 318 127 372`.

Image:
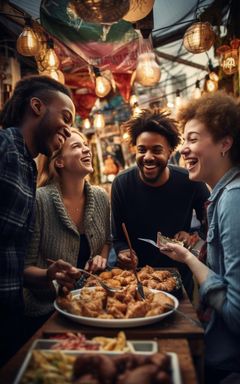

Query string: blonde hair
37 128 87 187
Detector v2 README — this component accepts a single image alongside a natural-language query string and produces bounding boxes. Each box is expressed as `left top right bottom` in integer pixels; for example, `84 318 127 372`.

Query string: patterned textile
0 127 37 309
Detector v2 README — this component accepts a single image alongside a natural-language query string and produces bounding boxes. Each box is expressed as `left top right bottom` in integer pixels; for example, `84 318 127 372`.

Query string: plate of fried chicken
54 285 179 328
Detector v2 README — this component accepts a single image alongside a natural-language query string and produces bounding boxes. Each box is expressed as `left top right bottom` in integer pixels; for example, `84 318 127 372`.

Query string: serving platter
14 348 181 384
54 289 179 328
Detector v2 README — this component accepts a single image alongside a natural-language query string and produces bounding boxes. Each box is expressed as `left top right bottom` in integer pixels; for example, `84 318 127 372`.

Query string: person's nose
180 142 189 155
144 150 154 160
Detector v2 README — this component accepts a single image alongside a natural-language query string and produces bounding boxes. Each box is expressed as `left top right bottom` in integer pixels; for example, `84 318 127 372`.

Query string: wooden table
0 292 203 383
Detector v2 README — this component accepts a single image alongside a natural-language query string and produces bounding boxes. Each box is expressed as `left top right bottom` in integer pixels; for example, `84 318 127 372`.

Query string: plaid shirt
0 127 37 311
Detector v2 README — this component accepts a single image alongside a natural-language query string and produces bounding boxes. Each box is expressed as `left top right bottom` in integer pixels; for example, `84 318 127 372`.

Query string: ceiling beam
155 50 207 70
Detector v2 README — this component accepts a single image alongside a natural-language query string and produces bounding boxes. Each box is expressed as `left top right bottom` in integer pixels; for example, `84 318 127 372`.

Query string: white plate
54 289 179 328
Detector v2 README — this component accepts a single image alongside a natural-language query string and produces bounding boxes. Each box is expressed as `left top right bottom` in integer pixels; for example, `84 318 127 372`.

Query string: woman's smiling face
181 119 226 188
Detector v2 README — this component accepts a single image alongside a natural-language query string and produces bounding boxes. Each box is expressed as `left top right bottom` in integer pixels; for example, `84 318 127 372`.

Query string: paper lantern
123 0 154 22
71 0 129 23
183 22 215 54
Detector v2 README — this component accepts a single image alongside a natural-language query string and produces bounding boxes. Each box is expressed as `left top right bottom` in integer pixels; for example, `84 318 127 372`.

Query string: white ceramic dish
14 348 182 384
54 288 179 328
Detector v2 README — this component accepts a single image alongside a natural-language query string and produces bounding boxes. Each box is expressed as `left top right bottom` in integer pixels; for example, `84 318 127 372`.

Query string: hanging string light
16 17 40 56
175 89 182 109
193 80 201 99
208 59 219 82
83 118 91 129
93 111 105 130
94 67 112 98
40 39 60 71
40 68 65 84
135 51 161 87
204 74 218 93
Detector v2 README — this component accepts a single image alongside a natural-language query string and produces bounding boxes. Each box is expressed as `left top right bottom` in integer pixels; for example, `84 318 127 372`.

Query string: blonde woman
23 128 110 326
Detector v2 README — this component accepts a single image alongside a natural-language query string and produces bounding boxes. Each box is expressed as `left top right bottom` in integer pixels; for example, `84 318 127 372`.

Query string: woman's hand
158 242 192 264
85 255 107 273
47 259 80 291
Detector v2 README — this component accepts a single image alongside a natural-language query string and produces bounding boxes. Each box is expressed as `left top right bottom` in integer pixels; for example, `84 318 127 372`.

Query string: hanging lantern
217 40 240 76
40 39 59 71
71 0 130 23
16 18 40 57
93 112 105 130
135 52 161 87
123 0 154 23
40 69 65 84
183 22 215 54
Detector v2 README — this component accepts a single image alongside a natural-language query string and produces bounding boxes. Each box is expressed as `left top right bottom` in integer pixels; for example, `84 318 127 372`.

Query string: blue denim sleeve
199 188 240 335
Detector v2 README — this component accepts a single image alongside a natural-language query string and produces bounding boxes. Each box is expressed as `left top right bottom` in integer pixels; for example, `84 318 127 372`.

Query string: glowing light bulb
206 78 218 92
83 118 91 129
93 112 105 130
40 69 65 83
135 52 161 87
95 76 111 98
17 26 40 56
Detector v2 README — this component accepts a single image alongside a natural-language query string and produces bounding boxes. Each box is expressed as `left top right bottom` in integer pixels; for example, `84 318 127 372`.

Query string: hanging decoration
123 0 155 23
193 80 201 99
16 18 40 56
93 67 112 98
216 39 240 75
70 0 130 24
93 111 105 130
204 74 218 92
82 118 91 129
135 36 161 87
40 69 65 83
183 22 215 54
39 39 60 70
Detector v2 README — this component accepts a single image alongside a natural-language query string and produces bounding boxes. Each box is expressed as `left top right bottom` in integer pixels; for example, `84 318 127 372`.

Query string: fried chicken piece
152 270 172 281
125 301 149 318
146 306 165 317
99 271 112 280
140 265 154 274
106 298 127 318
81 299 104 318
111 268 123 276
56 297 82 315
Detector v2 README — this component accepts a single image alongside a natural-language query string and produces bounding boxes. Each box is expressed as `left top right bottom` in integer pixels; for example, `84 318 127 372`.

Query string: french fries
92 331 129 351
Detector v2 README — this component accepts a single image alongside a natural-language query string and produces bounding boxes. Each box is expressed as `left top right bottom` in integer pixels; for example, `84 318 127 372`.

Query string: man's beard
34 110 53 156
137 160 168 184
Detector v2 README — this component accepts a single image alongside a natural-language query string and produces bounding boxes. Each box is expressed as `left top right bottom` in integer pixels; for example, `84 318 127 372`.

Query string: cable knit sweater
24 181 111 316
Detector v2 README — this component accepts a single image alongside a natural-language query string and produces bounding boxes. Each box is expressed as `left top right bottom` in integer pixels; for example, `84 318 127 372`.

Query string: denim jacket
199 167 240 371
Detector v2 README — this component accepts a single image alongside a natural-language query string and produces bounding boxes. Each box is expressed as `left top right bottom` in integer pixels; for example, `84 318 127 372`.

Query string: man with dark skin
0 75 79 365
111 109 210 297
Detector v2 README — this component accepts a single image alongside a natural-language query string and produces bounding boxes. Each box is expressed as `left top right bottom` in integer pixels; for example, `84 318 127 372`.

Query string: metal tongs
122 223 145 300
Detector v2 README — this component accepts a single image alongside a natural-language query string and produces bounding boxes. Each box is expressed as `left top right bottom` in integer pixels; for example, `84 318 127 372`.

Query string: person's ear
221 135 233 154
55 157 64 169
30 97 44 116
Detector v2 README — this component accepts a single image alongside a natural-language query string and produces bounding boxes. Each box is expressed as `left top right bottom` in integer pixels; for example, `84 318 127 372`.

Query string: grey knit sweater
24 182 110 316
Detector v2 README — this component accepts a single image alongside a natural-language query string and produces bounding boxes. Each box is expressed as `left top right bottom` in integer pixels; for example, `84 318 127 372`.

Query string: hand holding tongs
122 223 145 300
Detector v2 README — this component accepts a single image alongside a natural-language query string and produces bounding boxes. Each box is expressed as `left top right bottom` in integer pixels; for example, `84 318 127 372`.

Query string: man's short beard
139 169 163 184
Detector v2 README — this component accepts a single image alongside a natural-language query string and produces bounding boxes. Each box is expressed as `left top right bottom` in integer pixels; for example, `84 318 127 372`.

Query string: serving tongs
122 223 145 300
75 269 121 295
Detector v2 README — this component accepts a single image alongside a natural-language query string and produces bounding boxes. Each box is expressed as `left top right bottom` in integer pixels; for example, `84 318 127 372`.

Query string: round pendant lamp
123 0 154 22
71 0 130 23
